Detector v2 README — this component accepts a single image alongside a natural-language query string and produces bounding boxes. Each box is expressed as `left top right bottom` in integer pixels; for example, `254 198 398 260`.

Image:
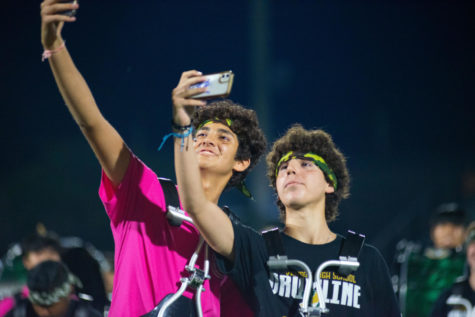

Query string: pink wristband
42 41 66 62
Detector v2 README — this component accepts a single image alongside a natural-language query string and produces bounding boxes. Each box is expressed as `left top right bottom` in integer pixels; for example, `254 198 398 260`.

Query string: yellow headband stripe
275 151 338 190
197 118 233 131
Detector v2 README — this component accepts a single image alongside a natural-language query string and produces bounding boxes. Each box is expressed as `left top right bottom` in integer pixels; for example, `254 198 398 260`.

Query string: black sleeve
429 288 451 317
215 220 268 302
364 245 401 317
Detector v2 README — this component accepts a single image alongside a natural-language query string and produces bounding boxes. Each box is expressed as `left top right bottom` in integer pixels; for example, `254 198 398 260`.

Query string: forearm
48 44 104 130
40 0 129 185
47 44 129 185
174 135 235 259
174 134 205 210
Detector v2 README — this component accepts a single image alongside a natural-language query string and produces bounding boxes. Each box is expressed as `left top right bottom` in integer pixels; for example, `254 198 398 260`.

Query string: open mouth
198 148 216 156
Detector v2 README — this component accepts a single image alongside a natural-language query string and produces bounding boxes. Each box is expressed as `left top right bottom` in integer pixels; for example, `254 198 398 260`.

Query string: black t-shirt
5 298 102 317
430 278 475 317
217 221 401 317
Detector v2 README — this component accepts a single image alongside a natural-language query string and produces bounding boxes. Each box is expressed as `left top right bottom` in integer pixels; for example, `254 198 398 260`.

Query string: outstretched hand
171 70 208 126
41 0 78 50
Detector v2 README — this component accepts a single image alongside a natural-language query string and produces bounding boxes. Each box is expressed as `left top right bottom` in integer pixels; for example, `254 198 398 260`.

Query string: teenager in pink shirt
40 1 266 316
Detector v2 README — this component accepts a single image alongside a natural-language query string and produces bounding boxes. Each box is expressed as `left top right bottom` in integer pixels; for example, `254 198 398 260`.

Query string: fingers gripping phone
190 71 234 100
61 0 78 17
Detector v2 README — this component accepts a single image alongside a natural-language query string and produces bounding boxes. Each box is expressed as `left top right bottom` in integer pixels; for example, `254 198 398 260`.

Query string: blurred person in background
0 232 109 316
427 203 467 255
20 235 62 272
0 234 62 316
5 261 101 317
393 203 469 317
430 222 475 317
61 245 109 313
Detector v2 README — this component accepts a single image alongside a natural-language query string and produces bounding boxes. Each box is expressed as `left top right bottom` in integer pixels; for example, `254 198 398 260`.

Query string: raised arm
41 0 130 186
172 71 236 260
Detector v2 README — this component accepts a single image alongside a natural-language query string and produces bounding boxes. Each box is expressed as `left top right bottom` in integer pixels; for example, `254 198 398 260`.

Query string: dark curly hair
266 124 350 223
192 99 267 188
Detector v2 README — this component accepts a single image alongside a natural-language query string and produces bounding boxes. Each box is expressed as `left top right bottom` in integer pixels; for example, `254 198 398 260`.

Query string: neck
200 168 230 204
283 200 335 245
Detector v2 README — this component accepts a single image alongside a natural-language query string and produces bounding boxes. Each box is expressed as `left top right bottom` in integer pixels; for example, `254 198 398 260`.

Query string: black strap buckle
187 268 207 289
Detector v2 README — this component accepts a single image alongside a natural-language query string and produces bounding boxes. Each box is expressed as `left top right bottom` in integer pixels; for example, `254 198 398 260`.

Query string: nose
285 159 298 175
202 136 215 147
199 133 217 147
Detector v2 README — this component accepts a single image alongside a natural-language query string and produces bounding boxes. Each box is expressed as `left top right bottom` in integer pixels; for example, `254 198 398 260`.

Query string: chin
281 193 305 205
198 156 215 166
283 199 305 210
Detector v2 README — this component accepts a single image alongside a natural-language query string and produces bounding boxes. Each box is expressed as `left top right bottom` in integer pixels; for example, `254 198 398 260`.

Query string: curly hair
192 99 267 188
266 124 350 223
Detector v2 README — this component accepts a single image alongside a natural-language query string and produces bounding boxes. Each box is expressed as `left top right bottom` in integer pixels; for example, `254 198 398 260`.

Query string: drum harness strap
262 228 365 316
445 276 474 314
143 178 210 317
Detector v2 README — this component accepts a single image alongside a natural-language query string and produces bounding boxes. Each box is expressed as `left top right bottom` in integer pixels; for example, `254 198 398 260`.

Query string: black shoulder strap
262 228 365 277
338 230 365 276
261 227 289 272
262 228 366 261
158 177 182 226
158 177 180 208
451 276 468 296
221 206 242 224
262 227 286 258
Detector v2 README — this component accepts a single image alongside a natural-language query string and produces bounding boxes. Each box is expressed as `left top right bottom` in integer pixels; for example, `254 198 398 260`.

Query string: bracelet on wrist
158 126 194 151
171 120 192 133
42 41 66 62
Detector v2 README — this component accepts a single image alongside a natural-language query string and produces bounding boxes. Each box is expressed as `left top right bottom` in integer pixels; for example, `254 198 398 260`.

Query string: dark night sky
1 0 474 264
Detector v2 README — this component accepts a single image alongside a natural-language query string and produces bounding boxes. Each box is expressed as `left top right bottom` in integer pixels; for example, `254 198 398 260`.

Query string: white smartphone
190 71 234 100
61 0 78 17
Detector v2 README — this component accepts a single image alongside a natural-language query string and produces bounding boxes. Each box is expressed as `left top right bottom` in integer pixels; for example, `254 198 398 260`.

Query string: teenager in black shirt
173 87 400 317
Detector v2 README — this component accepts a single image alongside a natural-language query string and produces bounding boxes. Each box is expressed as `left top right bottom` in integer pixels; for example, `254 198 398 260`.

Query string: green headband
275 151 338 190
197 118 233 131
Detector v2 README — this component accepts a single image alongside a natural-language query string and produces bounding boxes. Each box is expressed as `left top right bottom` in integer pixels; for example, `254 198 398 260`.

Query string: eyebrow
198 126 236 138
280 157 315 166
218 128 235 137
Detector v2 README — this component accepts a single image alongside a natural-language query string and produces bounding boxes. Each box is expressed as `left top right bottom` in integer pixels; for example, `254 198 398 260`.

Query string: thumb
56 21 65 35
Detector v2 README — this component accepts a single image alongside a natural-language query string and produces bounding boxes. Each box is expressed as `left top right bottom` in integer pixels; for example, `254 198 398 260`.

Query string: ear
325 182 335 194
233 158 251 172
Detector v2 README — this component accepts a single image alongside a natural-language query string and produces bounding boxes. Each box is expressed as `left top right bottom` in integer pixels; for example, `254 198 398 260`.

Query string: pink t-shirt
0 287 28 316
0 297 15 317
99 154 252 317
